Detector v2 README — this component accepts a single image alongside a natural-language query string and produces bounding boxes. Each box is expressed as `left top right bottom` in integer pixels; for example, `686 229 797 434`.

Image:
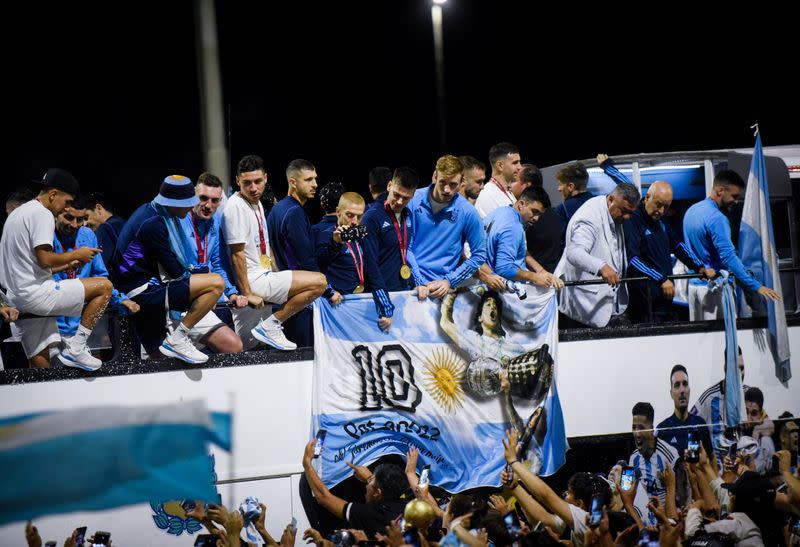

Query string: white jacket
555 195 628 327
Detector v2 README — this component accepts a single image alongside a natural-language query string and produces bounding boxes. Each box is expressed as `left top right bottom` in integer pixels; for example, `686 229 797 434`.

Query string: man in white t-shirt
222 155 326 351
474 142 522 219
0 169 113 370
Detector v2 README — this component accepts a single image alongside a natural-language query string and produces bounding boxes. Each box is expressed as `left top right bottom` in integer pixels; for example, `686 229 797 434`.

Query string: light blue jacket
179 213 238 298
53 227 129 336
484 205 526 280
683 198 760 291
408 185 486 287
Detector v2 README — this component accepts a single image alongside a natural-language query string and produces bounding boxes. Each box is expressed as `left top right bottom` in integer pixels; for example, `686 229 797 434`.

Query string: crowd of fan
0 144 783 370
18 341 800 545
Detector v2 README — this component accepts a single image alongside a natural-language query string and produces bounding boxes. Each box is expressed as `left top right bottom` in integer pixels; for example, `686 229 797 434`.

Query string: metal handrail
563 272 706 287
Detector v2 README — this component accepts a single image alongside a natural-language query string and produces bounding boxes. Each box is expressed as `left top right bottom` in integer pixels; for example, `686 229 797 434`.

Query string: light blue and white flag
312 285 567 491
0 400 231 525
738 131 792 382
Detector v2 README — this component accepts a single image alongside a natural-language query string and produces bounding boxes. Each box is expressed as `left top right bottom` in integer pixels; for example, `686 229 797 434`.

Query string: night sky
7 1 798 220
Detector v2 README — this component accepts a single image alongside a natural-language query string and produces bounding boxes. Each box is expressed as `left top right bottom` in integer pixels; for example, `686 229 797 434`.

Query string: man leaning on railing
555 181 640 328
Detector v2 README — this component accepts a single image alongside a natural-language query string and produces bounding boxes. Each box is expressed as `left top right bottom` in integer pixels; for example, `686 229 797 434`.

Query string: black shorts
130 278 191 353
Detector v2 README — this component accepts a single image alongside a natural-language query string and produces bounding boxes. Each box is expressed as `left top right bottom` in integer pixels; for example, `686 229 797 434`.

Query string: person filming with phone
300 438 408 537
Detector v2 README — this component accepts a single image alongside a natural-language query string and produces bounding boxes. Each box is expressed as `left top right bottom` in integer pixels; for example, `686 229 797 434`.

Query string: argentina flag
0 400 231 525
738 131 792 382
312 285 567 492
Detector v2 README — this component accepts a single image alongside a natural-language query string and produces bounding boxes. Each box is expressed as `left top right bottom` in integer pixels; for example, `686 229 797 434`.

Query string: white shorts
249 270 292 305
232 305 273 351
169 310 225 344
8 279 85 358
688 283 723 321
11 317 61 358
12 278 85 317
188 311 224 343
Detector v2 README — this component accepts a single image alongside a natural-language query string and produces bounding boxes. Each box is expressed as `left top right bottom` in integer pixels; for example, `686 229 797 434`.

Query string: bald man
623 180 715 322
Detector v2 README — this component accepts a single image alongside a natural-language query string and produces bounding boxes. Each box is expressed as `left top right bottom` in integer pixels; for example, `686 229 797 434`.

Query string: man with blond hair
315 192 395 331
409 155 487 298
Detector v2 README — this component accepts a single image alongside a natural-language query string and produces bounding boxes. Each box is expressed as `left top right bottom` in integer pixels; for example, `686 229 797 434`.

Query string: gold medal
400 264 411 280
260 255 271 269
353 284 365 294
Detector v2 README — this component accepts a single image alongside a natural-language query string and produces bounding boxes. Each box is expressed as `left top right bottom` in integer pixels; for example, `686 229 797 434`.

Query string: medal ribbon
384 202 408 265
191 214 210 264
345 241 365 287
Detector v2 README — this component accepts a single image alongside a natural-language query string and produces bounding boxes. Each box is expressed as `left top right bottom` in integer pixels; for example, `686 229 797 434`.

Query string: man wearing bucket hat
112 175 227 364
0 168 113 370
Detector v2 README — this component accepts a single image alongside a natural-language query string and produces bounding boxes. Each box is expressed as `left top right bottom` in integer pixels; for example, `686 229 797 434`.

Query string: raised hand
346 460 372 483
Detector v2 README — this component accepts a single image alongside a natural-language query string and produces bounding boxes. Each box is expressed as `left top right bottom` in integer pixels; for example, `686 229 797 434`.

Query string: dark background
6 1 798 220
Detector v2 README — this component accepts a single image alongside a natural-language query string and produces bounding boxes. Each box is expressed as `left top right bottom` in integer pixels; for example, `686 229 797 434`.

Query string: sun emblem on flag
422 347 466 414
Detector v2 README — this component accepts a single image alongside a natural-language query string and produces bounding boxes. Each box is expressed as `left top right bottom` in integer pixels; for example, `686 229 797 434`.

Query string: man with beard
408 155 486 298
52 197 139 343
629 402 678 527
683 169 780 320
458 155 485 205
475 143 522 218
265 158 328 347
178 173 244 354
226 156 326 350
477 187 563 291
656 364 711 456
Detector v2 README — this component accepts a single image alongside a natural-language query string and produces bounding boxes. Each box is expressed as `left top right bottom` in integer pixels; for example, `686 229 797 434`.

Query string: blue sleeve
313 225 340 273
601 158 633 185
139 219 187 279
82 230 126 309
209 226 238 298
666 221 703 272
372 289 394 318
624 218 665 283
446 207 486 288
94 224 116 270
708 214 761 291
492 223 522 280
287 209 320 271
362 214 388 290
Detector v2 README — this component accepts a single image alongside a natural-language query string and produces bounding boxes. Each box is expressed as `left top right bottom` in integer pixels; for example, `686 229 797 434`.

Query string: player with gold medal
326 192 394 332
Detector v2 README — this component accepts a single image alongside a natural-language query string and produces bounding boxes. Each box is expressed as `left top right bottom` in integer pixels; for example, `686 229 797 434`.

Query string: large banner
312 284 567 492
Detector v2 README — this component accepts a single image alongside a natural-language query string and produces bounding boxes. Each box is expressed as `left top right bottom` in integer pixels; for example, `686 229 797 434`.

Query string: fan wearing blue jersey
629 402 679 527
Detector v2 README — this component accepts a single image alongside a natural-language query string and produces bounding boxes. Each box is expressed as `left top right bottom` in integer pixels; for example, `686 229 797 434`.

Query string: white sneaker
252 318 297 350
58 343 102 371
159 329 209 364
